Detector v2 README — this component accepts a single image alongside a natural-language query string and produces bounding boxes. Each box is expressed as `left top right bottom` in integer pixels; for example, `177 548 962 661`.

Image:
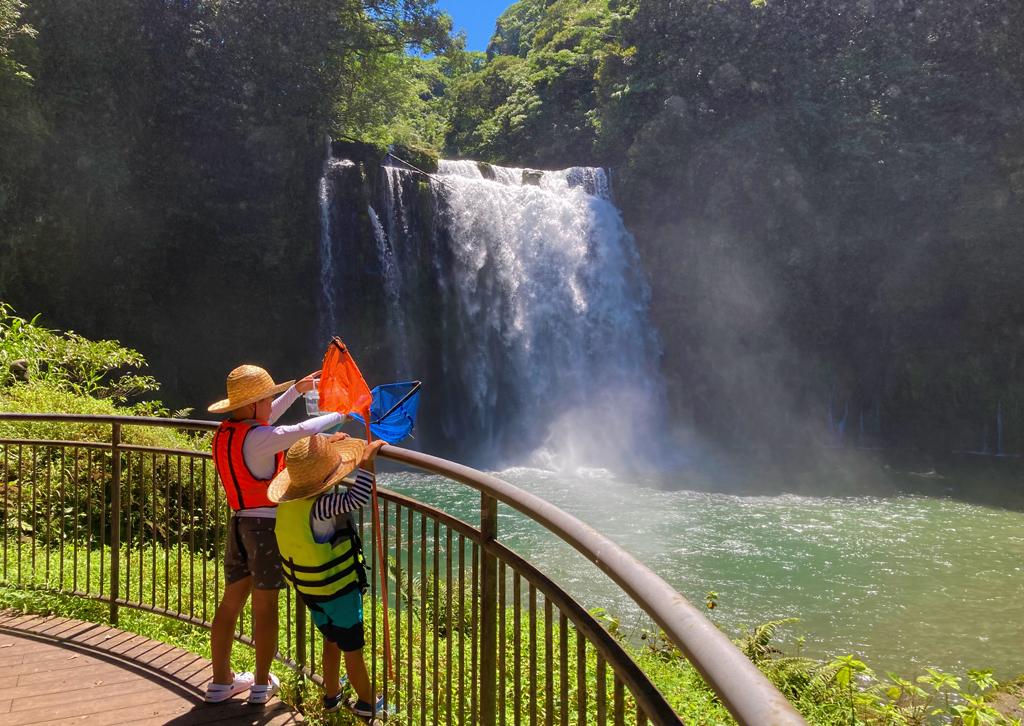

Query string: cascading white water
430 160 669 470
317 160 337 342
368 204 411 376
317 148 355 344
381 164 409 252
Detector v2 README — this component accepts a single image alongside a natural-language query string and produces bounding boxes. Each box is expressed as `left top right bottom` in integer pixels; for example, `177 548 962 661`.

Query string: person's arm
309 439 386 522
269 371 320 424
311 469 374 521
243 412 345 462
269 386 300 424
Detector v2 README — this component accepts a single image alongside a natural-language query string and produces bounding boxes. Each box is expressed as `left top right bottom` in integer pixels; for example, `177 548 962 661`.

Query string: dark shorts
225 516 285 590
303 589 365 652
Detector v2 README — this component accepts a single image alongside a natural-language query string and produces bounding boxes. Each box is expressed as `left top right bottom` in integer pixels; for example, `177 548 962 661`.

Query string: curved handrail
0 412 808 724
381 447 807 726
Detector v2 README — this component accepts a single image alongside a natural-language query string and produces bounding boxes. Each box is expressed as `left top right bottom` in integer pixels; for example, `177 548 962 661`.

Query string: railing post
479 493 498 726
109 422 121 625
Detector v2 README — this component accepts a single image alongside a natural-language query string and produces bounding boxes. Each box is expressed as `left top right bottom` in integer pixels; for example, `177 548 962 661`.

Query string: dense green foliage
444 0 621 165
1 303 220 549
1 301 159 402
0 0 452 408
440 0 1024 458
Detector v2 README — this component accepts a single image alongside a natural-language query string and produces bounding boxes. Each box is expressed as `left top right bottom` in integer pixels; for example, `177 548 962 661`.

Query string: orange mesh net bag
318 337 373 418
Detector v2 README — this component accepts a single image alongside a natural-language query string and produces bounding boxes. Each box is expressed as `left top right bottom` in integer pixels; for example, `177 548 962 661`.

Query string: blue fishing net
349 381 421 444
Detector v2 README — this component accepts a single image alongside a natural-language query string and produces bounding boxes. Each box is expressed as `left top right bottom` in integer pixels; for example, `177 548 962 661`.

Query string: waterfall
426 160 668 469
321 153 672 470
381 162 409 250
317 152 337 343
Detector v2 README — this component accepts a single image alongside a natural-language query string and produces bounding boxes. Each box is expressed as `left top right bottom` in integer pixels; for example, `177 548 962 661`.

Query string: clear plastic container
303 379 320 416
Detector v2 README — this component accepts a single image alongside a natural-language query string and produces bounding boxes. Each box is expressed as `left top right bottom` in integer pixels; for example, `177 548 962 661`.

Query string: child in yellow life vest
268 432 387 717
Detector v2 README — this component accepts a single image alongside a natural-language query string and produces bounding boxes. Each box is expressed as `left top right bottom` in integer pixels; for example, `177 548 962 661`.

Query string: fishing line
381 152 459 193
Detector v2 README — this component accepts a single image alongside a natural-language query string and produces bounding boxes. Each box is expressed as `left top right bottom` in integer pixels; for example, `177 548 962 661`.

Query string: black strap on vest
283 530 367 600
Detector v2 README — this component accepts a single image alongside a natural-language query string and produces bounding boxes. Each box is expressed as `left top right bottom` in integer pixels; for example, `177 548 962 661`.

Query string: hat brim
267 438 366 503
208 380 296 414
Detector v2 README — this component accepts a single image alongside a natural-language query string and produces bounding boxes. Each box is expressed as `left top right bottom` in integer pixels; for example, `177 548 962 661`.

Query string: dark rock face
663 96 689 118
522 169 544 185
0 138 325 415
709 62 743 97
618 117 829 449
477 161 497 180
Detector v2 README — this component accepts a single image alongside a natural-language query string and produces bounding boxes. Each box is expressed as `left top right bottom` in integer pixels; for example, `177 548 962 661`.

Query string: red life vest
212 420 286 511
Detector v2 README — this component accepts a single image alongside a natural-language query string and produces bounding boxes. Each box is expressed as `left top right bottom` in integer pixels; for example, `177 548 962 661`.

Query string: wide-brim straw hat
268 434 367 503
208 364 295 414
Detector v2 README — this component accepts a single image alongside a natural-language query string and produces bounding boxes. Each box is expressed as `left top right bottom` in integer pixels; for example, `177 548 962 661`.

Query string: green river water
381 465 1024 680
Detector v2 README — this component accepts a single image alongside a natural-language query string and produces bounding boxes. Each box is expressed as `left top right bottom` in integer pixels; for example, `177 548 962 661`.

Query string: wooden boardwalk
0 614 303 725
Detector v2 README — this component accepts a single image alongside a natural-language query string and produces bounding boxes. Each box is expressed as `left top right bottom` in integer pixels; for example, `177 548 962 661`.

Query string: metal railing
0 413 806 725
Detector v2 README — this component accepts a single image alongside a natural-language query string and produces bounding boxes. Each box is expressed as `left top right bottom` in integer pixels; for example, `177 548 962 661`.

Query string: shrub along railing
0 413 806 725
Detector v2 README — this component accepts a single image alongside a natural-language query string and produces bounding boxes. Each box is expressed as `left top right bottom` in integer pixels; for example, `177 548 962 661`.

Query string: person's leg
322 640 342 699
211 576 252 684
250 587 279 686
327 587 372 705
246 518 284 688
343 648 372 704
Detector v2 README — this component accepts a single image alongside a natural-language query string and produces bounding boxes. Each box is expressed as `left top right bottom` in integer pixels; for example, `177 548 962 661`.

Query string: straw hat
268 434 367 503
208 364 295 414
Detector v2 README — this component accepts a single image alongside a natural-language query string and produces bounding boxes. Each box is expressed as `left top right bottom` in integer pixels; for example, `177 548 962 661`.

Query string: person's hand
295 370 321 394
326 432 350 443
360 439 387 467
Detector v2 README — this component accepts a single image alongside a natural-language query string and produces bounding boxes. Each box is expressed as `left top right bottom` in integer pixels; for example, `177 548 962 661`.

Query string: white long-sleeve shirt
235 385 346 518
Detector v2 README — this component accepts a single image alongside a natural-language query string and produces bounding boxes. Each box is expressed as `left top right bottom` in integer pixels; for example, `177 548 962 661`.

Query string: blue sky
433 0 511 52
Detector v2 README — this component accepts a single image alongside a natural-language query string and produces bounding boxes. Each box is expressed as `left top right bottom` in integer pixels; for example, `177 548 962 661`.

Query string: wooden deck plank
0 654 108 678
6 680 166 721
24 698 192 726
11 661 139 692
0 614 302 725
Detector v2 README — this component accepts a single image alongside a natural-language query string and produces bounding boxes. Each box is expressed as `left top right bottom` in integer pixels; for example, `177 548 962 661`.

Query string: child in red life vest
205 364 346 705
269 433 388 718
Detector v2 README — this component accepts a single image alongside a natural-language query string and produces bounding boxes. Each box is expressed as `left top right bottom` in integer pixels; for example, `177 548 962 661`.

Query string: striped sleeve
311 468 373 522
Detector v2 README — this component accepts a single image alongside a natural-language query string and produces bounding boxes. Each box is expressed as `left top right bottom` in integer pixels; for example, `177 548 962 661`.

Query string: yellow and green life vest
275 497 366 604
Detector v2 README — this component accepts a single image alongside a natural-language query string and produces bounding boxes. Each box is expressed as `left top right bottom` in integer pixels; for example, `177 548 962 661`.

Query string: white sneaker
247 673 281 705
204 671 255 703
